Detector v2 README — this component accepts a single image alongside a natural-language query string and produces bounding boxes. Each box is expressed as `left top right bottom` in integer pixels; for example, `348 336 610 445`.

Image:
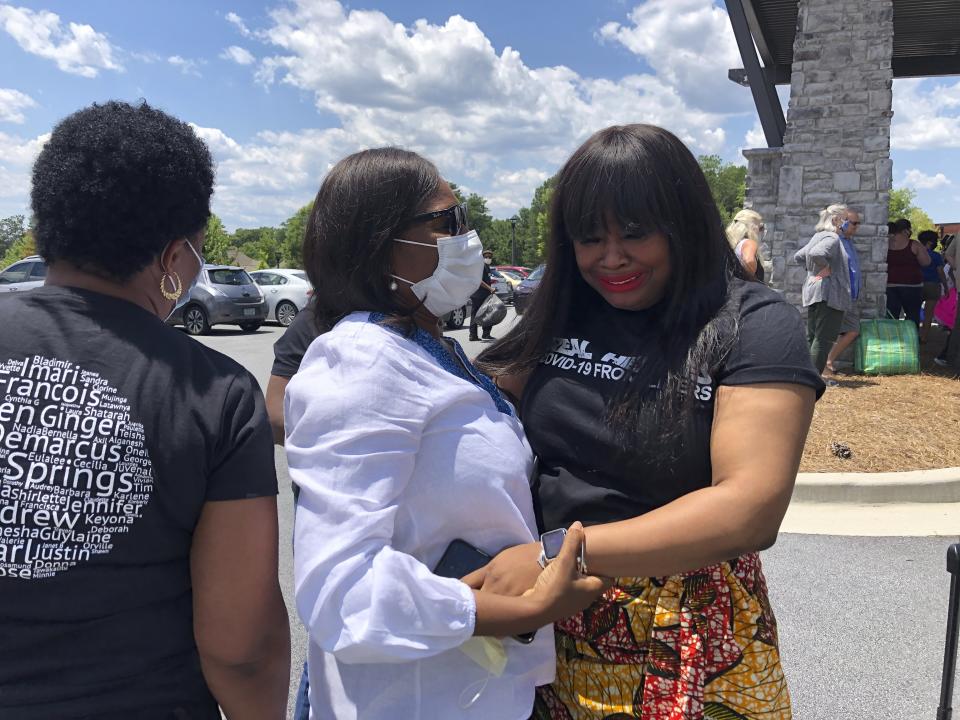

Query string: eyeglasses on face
406 202 468 236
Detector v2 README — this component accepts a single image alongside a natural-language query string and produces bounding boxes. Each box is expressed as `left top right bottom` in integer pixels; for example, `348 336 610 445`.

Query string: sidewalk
786 467 960 536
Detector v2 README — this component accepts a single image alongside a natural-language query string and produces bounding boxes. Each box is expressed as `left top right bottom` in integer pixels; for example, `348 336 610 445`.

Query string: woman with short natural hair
477 124 823 719
0 101 290 720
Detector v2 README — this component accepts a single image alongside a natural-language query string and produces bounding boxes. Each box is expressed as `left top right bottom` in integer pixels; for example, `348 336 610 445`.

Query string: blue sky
1 0 958 230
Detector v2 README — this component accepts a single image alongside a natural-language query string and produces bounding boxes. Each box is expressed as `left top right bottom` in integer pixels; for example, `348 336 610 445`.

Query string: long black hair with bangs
478 124 749 453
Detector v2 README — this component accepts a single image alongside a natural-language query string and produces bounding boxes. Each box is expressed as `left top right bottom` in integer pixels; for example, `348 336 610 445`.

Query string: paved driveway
193 315 957 719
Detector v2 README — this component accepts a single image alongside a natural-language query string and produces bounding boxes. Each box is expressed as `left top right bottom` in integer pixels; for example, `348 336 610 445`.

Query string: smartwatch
537 528 587 574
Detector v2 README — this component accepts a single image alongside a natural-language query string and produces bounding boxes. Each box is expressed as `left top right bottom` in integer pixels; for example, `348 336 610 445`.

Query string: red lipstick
596 271 648 293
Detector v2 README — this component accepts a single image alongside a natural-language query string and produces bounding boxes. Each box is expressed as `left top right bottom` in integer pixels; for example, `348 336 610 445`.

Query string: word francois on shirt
541 337 715 403
0 355 155 581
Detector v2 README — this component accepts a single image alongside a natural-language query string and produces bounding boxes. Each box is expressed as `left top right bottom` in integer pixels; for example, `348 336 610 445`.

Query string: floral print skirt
532 553 791 720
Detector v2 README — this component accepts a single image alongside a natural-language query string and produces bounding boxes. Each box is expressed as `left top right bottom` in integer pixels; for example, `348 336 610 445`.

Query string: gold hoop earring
160 271 183 301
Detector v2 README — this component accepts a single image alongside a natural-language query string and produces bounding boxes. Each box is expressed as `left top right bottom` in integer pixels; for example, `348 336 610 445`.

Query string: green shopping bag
854 315 920 375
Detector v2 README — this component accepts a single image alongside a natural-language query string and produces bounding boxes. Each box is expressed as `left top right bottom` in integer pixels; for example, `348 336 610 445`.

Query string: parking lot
193 311 954 720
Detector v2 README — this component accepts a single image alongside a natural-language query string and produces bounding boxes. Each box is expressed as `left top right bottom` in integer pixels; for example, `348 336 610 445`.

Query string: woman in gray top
794 204 857 374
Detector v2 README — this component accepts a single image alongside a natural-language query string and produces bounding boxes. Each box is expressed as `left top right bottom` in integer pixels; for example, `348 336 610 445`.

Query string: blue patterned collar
368 312 513 415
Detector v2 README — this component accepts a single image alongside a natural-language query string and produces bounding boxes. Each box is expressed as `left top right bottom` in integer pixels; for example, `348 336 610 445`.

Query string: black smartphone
434 539 491 580
433 539 536 645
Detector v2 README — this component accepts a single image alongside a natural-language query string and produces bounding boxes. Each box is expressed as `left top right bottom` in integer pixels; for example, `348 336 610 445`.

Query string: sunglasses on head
406 202 468 236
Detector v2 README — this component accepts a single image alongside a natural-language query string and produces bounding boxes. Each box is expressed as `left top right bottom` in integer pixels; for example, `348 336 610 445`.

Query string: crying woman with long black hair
475 124 824 719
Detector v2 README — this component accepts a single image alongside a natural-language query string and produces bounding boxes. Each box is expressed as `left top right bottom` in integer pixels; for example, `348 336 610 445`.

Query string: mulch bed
800 325 960 472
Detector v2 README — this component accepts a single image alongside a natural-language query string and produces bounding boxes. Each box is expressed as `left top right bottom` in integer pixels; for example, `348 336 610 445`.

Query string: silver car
249 268 313 327
167 264 268 335
0 255 47 293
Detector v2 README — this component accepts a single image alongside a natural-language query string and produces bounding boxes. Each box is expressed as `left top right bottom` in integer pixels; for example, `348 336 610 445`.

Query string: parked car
0 255 47 293
495 269 523 289
513 264 544 314
488 268 514 304
495 265 532 279
441 301 470 330
167 264 267 335
249 268 313 326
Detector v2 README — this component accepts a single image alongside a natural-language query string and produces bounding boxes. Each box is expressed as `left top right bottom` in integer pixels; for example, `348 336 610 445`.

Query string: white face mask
391 230 484 317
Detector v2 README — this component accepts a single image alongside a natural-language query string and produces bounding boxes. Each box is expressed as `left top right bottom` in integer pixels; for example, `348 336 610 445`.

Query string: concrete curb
794 467 960 503
782 501 960 537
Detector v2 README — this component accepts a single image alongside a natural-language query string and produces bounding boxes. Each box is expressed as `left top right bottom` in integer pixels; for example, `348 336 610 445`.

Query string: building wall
744 0 894 316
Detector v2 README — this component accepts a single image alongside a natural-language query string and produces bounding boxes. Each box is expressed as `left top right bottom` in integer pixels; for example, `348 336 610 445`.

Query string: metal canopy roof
745 0 960 83
727 0 960 147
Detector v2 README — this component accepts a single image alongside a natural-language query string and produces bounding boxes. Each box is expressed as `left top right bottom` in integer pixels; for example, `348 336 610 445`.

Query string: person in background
266 301 320 444
477 124 822 719
919 230 949 344
285 147 607 720
936 234 959 366
725 208 766 282
795 203 858 376
943 235 957 289
886 217 931 325
469 249 497 341
824 209 864 376
0 101 289 720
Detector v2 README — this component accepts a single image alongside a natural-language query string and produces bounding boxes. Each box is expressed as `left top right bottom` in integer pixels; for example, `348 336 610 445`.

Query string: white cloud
598 0 748 113
0 130 49 221
902 168 951 190
0 88 37 124
248 0 730 218
168 55 202 76
744 120 765 149
225 11 252 37
189 124 350 227
220 45 255 65
892 78 960 150
0 4 121 77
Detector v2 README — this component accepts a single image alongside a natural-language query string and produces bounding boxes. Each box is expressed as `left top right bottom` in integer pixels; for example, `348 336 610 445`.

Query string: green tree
888 187 915 222
698 155 747 227
483 219 514 264
528 177 556 263
465 192 494 240
277 202 313 268
0 215 26 257
888 187 936 233
203 214 232 265
234 226 281 268
0 231 36 269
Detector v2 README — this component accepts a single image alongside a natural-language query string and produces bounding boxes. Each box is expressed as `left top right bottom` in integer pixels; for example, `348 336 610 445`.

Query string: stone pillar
743 0 894 318
742 147 782 295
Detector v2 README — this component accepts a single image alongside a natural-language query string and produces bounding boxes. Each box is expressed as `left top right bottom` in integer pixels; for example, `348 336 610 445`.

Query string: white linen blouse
285 312 554 720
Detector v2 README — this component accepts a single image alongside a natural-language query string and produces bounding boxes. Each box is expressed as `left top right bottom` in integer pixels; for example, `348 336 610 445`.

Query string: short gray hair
815 203 849 233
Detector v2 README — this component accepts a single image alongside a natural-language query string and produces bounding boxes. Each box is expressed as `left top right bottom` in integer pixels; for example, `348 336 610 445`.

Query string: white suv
0 256 47 293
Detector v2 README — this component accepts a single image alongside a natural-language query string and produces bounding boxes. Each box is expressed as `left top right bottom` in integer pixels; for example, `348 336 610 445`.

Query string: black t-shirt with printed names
0 287 277 719
522 279 824 533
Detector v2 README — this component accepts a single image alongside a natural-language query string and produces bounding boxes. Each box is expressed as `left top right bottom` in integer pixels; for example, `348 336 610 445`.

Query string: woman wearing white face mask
285 148 607 720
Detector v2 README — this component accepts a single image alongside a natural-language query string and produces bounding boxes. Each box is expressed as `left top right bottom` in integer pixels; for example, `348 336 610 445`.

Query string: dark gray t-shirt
0 286 277 719
522 279 824 533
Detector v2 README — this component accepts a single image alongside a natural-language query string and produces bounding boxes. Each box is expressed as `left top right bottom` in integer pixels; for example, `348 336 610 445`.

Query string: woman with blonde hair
725 208 765 281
